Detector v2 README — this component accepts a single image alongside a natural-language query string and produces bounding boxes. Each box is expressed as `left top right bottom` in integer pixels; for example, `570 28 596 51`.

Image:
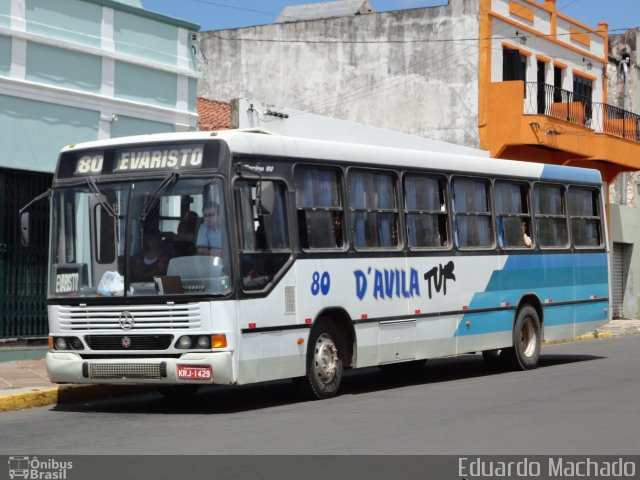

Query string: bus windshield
49 177 230 298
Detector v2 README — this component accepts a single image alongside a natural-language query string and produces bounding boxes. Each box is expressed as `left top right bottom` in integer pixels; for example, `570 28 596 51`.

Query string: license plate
177 365 212 380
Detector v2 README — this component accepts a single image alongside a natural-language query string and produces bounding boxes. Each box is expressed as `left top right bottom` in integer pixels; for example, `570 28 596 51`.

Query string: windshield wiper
87 177 117 218
139 172 179 224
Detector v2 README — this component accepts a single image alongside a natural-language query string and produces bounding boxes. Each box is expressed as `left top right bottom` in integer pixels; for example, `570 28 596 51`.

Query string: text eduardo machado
458 456 637 478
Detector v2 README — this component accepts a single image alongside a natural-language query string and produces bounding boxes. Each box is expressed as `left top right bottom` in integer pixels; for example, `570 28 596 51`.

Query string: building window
573 76 593 101
554 65 563 101
503 47 527 82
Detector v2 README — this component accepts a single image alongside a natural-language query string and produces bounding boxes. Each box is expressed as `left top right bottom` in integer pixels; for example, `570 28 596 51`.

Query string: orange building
479 0 640 185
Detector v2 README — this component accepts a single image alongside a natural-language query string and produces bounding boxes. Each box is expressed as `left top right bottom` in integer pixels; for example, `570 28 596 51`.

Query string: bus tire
505 305 541 370
298 322 343 400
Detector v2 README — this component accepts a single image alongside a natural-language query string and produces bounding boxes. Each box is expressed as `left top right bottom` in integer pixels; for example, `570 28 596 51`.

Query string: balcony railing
524 82 640 143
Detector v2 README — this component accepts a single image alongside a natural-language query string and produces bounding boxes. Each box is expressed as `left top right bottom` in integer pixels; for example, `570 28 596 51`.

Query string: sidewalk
1 319 639 412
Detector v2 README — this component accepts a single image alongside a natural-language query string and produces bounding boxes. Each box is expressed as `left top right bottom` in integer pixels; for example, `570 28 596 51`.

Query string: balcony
524 83 640 143
483 81 640 183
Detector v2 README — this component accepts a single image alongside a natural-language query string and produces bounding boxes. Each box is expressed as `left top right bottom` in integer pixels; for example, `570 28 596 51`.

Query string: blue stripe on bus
454 253 608 336
540 164 602 184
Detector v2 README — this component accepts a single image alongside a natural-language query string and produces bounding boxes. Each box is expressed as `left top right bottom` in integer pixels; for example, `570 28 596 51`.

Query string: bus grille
85 335 173 351
86 362 166 380
58 304 202 331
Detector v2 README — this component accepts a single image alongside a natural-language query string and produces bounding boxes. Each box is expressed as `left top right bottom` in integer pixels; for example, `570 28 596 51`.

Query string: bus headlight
54 337 68 350
51 336 84 351
197 335 211 349
174 334 226 349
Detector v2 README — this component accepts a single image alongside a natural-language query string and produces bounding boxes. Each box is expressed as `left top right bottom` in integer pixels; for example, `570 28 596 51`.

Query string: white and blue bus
26 129 609 399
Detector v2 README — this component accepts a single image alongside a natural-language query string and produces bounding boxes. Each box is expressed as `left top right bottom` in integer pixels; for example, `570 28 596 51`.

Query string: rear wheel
504 305 541 370
297 322 343 400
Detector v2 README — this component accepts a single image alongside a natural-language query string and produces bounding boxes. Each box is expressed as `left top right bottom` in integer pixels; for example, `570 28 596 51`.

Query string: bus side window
452 177 493 249
534 183 569 248
348 169 399 249
235 179 291 291
568 187 602 247
495 181 532 248
294 166 344 249
403 174 449 249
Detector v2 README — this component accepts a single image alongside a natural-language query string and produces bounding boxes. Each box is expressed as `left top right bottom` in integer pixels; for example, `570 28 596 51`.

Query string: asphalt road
1 336 639 455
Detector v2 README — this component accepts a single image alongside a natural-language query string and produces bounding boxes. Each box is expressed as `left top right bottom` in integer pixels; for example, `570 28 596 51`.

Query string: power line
207 27 634 44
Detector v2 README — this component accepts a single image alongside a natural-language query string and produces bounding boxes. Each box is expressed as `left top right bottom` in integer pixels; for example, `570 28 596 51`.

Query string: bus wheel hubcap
314 334 338 383
520 317 536 358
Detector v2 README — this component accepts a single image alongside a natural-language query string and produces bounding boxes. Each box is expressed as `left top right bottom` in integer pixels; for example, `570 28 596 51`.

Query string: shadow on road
53 352 604 415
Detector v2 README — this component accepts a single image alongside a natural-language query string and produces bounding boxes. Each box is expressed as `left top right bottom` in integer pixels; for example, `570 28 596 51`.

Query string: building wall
0 0 200 173
0 0 199 338
198 0 481 148
607 28 640 317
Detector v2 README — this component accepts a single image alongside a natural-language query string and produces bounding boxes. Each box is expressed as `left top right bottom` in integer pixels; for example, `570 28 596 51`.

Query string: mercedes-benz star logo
118 311 135 331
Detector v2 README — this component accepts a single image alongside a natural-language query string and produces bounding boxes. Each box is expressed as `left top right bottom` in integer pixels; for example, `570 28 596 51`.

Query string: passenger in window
174 211 199 256
179 211 199 240
333 213 343 247
521 221 532 247
197 202 224 256
132 230 169 281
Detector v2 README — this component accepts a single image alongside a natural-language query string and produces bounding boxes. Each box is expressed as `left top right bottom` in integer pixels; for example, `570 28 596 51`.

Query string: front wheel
296 322 343 400
504 305 541 370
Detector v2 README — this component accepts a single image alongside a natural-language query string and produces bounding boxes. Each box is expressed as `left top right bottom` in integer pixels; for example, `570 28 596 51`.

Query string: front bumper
46 351 235 385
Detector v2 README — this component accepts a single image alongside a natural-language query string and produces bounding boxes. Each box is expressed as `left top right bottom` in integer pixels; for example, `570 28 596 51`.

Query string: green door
0 169 52 338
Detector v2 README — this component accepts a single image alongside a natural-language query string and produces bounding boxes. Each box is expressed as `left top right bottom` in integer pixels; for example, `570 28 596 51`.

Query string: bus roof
61 129 602 185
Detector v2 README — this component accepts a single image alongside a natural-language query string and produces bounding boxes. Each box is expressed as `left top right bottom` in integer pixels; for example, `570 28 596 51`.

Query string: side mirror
20 212 30 247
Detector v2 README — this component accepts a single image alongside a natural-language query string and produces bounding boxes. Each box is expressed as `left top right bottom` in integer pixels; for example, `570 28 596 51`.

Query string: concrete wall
608 29 638 113
610 204 640 316
607 28 640 317
198 0 481 148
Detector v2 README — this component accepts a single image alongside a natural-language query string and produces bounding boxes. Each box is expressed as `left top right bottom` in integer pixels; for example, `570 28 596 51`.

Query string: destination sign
58 141 220 180
114 145 204 172
53 264 85 296
74 154 104 175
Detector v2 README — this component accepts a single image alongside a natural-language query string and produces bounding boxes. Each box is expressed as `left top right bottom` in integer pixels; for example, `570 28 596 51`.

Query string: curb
0 388 59 412
0 384 150 412
576 331 614 340
543 330 614 345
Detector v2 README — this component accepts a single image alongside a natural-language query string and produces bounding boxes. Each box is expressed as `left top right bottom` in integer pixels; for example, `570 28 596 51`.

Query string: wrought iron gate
0 169 52 338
